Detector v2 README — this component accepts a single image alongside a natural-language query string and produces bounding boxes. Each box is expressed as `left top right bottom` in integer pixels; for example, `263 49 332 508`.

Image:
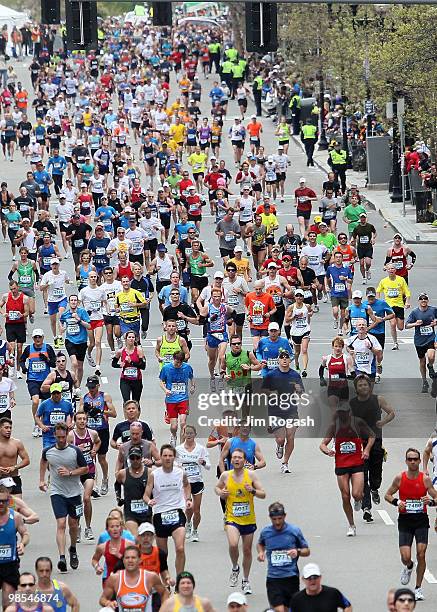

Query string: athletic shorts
219 247 234 258
59 222 70 233
267 576 300 608
206 332 228 349
27 380 49 400
119 319 140 336
296 209 311 220
398 516 430 547
392 306 405 321
191 481 204 496
11 475 22 495
103 315 120 326
90 320 104 330
291 331 310 345
372 333 385 350
327 385 349 400
153 508 186 538
357 246 373 260
187 214 202 223
96 428 110 455
166 400 189 420
228 311 245 328
225 521 257 535
5 322 26 344
65 339 87 362
335 465 364 476
80 472 95 485
251 244 266 254
159 213 171 229
276 172 286 182
50 494 83 520
250 328 268 338
416 340 436 359
190 275 208 291
21 287 35 298
231 140 244 149
48 298 67 316
0 560 20 589
331 297 349 309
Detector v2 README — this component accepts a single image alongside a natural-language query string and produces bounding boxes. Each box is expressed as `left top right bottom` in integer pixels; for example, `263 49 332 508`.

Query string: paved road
4 60 437 610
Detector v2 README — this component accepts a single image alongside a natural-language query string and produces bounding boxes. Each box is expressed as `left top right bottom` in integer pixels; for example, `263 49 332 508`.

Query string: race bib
161 510 179 525
387 289 399 298
49 412 65 425
272 293 282 304
53 287 64 298
227 294 239 307
171 382 186 394
394 260 403 269
334 283 345 293
95 247 106 255
359 235 369 244
232 501 250 517
355 351 369 365
176 319 186 331
267 358 278 370
211 332 224 341
74 239 84 248
271 550 292 566
184 463 200 478
252 315 263 326
75 503 83 517
330 373 340 380
67 323 80 335
303 290 312 298
405 499 424 513
420 325 433 335
0 395 8 408
189 204 198 213
295 317 307 328
0 545 12 560
19 275 31 284
121 303 134 312
250 136 258 142
31 361 46 372
131 500 149 514
8 311 20 320
124 367 138 378
224 233 234 242
339 441 356 454
90 301 101 311
88 414 103 428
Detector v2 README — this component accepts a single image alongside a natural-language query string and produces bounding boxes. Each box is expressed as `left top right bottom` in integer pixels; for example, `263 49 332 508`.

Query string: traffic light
65 0 98 51
245 2 278 53
41 0 61 24
152 2 173 26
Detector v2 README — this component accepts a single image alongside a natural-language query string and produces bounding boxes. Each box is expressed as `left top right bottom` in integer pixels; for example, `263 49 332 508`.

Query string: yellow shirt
225 468 256 526
169 123 186 144
228 257 250 278
188 152 207 173
82 112 92 127
260 212 279 235
115 289 145 320
376 276 410 308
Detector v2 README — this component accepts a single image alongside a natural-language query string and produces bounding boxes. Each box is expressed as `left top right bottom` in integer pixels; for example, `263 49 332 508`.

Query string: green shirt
225 48 238 61
17 261 35 289
231 63 245 78
344 204 367 233
225 350 252 388
317 233 338 252
221 60 233 74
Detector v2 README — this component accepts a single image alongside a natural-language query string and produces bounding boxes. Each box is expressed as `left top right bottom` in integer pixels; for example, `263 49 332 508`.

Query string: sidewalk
293 136 437 244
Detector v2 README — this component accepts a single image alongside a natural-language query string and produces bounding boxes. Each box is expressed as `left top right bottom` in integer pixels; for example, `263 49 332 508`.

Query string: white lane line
100 377 108 384
377 510 395 525
400 338 414 344
101 343 107 348
424 569 437 584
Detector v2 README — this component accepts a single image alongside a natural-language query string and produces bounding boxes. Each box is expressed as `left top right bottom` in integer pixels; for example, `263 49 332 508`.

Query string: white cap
352 290 363 299
299 177 306 182
50 258 60 265
80 182 87 188
268 322 280 331
138 522 155 535
250 114 256 119
302 563 322 579
234 245 243 252
234 116 240 121
214 271 224 279
124 206 133 212
267 262 278 269
32 328 44 337
227 593 247 606
267 155 274 162
0 477 15 488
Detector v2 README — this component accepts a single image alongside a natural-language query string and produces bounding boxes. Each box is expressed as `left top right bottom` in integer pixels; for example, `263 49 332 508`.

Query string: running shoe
64 252 69 258
141 330 147 340
229 566 240 588
414 587 424 601
322 294 328 303
91 488 101 499
346 525 356 537
392 343 399 351
87 353 96 367
276 443 284 459
32 425 40 438
362 508 373 522
241 580 252 595
69 547 79 569
400 565 413 585
29 314 34 324
333 320 338 329
353 499 361 511
57 556 67 573
375 374 381 384
281 463 290 474
84 527 94 541
191 529 199 542
301 370 307 378
100 479 108 496
313 305 319 313
16 371 22 379
170 435 177 448
338 329 343 336
422 380 429 394
371 490 380 505
185 522 192 540
95 369 101 377
57 336 65 348
366 270 371 280
427 363 436 379
53 337 61 349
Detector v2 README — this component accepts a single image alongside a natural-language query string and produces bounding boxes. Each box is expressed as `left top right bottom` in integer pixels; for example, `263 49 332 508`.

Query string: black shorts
238 99 248 108
219 247 234 258
191 481 204 496
190 275 208 291
392 306 405 321
416 341 435 359
276 172 286 182
192 172 204 179
59 221 70 233
228 311 245 328
125 510 153 525
267 576 300 608
252 244 266 254
372 333 385 350
153 508 186 538
11 476 22 495
80 472 95 485
398 516 430 547
327 385 349 400
231 140 244 149
51 494 83 520
103 315 120 326
96 428 110 455
357 246 373 259
5 323 26 344
65 339 87 362
187 214 202 223
291 331 310 345
253 183 262 192
0 560 20 589
335 465 365 476
129 253 145 265
159 213 171 230
296 209 311 220
27 380 49 400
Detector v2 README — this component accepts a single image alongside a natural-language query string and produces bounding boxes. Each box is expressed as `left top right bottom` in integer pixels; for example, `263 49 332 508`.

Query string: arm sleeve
47 346 57 367
19 346 30 368
112 424 121 442
158 549 168 572
410 250 416 263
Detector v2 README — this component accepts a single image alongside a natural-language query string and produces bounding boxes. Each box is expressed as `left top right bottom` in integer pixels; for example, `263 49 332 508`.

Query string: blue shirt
36 398 74 448
60 307 90 344
258 522 309 578
158 284 189 307
257 337 293 376
406 306 437 346
33 170 51 193
347 303 370 335
175 221 196 241
159 363 193 403
363 298 394 335
88 236 111 270
47 155 67 175
326 265 352 298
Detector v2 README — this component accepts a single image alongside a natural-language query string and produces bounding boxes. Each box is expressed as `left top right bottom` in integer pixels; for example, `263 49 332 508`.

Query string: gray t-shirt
216 218 241 250
42 444 87 498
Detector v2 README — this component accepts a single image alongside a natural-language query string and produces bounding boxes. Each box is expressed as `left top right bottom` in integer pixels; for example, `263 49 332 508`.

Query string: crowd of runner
0 13 433 612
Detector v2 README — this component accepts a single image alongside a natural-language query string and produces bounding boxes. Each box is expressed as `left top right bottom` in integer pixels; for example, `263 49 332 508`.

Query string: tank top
225 351 252 385
72 428 95 474
326 354 347 389
104 538 127 579
83 390 108 430
116 569 152 611
334 423 363 469
290 304 310 336
187 127 197 143
152 467 185 514
189 254 206 277
207 303 227 335
399 471 427 515
117 262 134 281
0 510 17 563
225 468 256 525
156 254 173 281
390 247 408 277
333 244 355 270
17 261 35 289
174 595 204 612
239 196 254 222
78 264 91 290
27 342 50 381
228 437 256 468
140 546 161 574
265 276 283 307
252 224 267 247
6 292 25 324
43 578 68 612
349 393 382 439
159 334 182 369
124 468 150 518
54 369 75 403
39 244 56 271
121 347 142 381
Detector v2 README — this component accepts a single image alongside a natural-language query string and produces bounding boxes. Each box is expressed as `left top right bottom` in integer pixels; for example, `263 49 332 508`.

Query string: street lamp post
390 96 403 203
317 72 328 150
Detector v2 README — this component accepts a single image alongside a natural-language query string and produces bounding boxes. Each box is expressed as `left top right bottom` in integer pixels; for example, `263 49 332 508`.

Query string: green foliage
97 1 137 19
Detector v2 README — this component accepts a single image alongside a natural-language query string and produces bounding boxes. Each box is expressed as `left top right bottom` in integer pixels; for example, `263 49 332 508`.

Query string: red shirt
295 187 316 212
204 172 222 191
399 471 427 514
256 204 277 215
171 51 183 65
279 267 299 286
179 178 194 198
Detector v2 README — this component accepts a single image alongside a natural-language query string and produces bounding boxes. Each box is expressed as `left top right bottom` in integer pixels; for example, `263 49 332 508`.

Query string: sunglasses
279 354 290 359
231 342 241 346
20 582 35 587
407 457 420 461
0 498 9 504
56 359 66 363
397 597 415 603
305 575 320 580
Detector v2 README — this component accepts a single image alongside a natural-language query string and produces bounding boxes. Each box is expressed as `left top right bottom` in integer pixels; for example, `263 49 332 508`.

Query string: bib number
420 326 432 335
334 283 345 293
161 510 179 525
252 315 263 326
232 502 250 517
405 499 424 513
131 500 149 514
171 383 186 394
184 463 200 478
339 441 356 454
124 367 138 378
271 550 292 566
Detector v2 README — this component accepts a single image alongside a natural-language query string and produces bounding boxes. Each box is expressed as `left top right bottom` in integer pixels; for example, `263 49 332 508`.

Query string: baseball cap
138 522 155 536
214 271 224 279
393 233 402 239
282 254 292 261
359 212 367 217
419 292 429 300
80 182 87 188
299 177 306 182
0 477 15 488
50 258 60 265
32 329 44 337
302 563 322 579
226 593 247 606
250 114 257 119
188 185 196 191
157 243 167 252
234 245 243 253
267 262 278 269
319 221 327 227
124 206 133 212
86 375 99 389
294 288 304 297
314 215 322 223
268 322 280 331
50 383 63 394
128 445 143 458
366 288 376 297
352 290 363 299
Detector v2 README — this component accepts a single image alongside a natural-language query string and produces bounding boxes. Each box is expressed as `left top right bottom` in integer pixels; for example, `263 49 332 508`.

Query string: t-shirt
41 444 87 498
352 223 376 248
159 362 193 404
216 218 241 249
344 204 366 232
112 420 154 444
317 232 337 252
163 303 197 336
326 265 352 298
256 337 293 375
116 289 146 320
376 276 410 308
258 522 308 578
37 399 74 448
245 291 276 329
363 299 393 335
406 306 437 346
291 585 351 612
295 187 316 212
60 307 90 344
159 284 189 307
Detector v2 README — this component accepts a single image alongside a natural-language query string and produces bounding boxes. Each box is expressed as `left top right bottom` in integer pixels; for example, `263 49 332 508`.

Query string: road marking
100 377 108 384
377 510 395 525
424 569 437 584
400 338 414 344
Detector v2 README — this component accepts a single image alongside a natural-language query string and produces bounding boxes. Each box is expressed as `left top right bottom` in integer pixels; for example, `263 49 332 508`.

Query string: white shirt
41 270 70 302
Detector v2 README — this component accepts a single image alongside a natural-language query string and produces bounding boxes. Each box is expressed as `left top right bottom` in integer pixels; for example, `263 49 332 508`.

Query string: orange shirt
245 291 275 329
247 121 262 137
15 91 28 109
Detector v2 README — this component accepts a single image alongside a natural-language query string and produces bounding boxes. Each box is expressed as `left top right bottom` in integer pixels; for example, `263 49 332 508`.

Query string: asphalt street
3 60 437 611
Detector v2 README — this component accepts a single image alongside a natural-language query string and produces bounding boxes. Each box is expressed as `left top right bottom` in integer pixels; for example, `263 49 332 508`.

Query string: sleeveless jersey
265 276 283 307
116 569 152 611
54 369 75 403
174 595 205 612
159 335 182 370
6 292 25 324
290 304 310 336
0 510 17 563
334 423 364 469
326 354 347 389
17 261 35 289
399 471 427 515
389 247 408 278
83 390 108 431
72 428 95 474
225 468 256 526
121 347 142 381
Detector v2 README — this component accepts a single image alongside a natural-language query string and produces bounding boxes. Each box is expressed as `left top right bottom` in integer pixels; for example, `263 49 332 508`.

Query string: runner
0 280 29 377
159 571 215 612
385 234 416 286
199 288 232 381
405 293 437 393
284 290 311 375
326 252 353 334
364 287 395 384
376 264 411 351
39 258 71 349
245 280 276 350
59 295 90 389
0 417 29 498
319 337 355 412
351 212 376 284
115 445 152 536
159 351 194 446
